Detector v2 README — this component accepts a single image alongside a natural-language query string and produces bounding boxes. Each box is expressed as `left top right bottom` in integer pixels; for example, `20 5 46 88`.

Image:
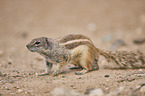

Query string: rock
17 89 23 93
118 86 125 92
35 56 43 61
7 57 12 64
138 69 143 72
35 73 38 76
70 85 73 87
21 32 28 38
51 87 83 96
106 86 124 96
25 90 33 94
88 88 104 96
85 88 95 95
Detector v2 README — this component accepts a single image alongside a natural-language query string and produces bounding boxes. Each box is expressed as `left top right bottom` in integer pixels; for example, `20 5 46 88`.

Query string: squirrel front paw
52 70 59 76
75 69 88 75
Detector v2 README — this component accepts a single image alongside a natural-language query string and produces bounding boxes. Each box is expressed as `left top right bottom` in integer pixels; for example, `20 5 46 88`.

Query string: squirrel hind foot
75 69 88 75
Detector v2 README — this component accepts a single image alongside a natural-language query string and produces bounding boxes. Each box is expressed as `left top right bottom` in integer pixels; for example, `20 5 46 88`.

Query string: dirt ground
0 0 145 96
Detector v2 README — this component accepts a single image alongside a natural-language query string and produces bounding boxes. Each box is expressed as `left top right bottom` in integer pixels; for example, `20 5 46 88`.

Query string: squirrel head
26 37 53 52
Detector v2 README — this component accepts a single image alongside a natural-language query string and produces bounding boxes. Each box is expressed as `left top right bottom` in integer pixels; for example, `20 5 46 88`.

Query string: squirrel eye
35 41 40 45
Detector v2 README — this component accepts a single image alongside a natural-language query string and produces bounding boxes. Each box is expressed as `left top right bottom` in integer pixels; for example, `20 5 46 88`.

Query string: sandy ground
0 0 145 96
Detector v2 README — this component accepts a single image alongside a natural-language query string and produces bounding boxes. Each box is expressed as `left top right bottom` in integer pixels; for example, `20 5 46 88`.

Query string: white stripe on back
59 39 92 46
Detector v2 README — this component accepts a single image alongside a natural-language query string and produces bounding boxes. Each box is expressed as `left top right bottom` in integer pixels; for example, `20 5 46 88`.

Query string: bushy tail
96 48 145 68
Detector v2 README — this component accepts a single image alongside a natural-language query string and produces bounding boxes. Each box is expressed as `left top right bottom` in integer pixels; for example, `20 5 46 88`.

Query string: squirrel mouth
26 44 35 52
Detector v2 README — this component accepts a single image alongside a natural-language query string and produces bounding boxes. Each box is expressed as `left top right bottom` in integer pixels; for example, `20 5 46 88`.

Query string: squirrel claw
75 72 84 75
75 70 88 75
52 71 59 76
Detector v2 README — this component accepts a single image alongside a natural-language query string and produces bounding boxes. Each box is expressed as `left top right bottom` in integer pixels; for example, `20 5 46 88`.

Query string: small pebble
127 78 135 82
61 76 66 78
106 79 110 82
3 73 7 77
85 88 95 94
78 77 82 79
17 89 23 93
21 32 28 38
138 69 143 72
89 88 104 96
12 75 22 78
27 90 33 93
35 56 43 61
10 93 14 94
70 85 73 87
7 57 12 64
9 80 14 83
105 75 110 77
14 86 20 89
35 73 38 76
52 87 82 96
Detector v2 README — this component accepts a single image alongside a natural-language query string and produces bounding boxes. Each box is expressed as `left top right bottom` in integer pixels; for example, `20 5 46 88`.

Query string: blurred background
0 0 145 70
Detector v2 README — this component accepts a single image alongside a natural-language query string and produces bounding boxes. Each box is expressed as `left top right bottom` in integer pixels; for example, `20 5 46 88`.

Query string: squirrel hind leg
75 57 94 75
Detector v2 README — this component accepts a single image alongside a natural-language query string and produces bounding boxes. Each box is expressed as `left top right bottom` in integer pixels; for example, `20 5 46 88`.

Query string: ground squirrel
26 34 145 76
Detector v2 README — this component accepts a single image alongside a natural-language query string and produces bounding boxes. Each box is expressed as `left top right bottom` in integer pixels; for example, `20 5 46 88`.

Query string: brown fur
26 34 145 76
59 34 92 43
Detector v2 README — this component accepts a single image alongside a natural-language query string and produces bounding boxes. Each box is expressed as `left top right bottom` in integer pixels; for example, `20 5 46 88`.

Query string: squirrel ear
44 37 52 50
